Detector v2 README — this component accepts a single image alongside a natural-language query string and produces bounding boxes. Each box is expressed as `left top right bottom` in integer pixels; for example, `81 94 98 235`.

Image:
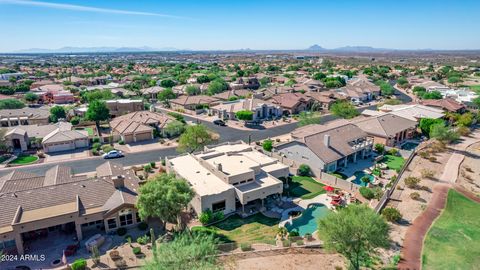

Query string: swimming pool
352 171 374 187
284 204 330 236
401 142 419 151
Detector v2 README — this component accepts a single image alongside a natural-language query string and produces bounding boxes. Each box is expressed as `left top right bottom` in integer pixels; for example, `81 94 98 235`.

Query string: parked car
213 119 226 126
102 150 124 159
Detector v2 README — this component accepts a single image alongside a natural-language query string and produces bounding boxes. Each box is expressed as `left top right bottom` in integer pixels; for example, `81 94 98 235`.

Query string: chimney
112 175 125 189
323 134 330 147
274 88 278 94
216 163 223 172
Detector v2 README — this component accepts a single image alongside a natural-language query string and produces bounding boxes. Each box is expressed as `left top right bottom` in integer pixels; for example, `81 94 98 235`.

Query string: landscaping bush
137 235 149 245
71 258 87 270
124 235 132 242
420 169 434 179
359 187 375 200
137 222 148 230
296 239 304 246
92 137 100 143
262 139 273 152
92 142 101 150
114 259 127 268
199 210 213 225
144 164 152 172
374 143 385 153
240 243 252 251
428 156 437 162
150 161 156 168
404 176 421 189
117 227 127 236
101 144 114 153
282 239 291 247
372 187 384 200
419 151 430 159
387 148 399 156
382 207 402 223
304 233 313 241
161 158 166 166
70 116 80 125
410 192 421 200
213 211 224 221
298 164 311 176
118 140 125 145
132 246 142 255
289 230 300 237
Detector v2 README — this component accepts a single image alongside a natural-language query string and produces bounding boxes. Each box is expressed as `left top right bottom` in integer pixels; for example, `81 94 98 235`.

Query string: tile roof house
110 111 172 143
352 113 418 147
139 86 165 99
106 99 144 117
338 77 380 103
268 92 313 114
0 107 50 126
0 162 141 255
166 141 288 216
210 97 282 121
275 119 373 172
169 95 220 113
4 122 89 153
420 98 466 113
377 104 444 122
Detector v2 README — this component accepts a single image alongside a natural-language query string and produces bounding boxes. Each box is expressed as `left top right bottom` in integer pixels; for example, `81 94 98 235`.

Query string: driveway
44 149 91 163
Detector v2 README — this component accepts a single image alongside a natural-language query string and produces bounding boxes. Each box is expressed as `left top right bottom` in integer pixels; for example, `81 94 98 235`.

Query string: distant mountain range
7 45 475 54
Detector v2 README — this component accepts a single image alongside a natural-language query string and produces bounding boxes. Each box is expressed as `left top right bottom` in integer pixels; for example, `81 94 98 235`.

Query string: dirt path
398 183 450 270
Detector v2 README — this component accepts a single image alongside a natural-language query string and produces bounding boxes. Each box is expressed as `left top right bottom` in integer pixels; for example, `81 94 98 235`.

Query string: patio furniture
64 242 79 256
85 234 105 252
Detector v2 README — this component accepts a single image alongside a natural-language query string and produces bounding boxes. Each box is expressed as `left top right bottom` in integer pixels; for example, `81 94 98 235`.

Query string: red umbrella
323 186 335 192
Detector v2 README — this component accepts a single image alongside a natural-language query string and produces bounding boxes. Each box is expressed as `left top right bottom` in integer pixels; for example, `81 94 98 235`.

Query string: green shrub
92 137 100 143
199 210 213 225
92 149 99 156
144 164 152 172
382 207 402 223
71 258 87 270
404 176 421 189
282 239 291 247
132 246 142 255
117 227 127 236
387 148 399 156
150 161 156 168
136 235 149 245
374 143 385 153
124 235 132 242
298 164 311 176
289 230 300 237
240 243 252 251
410 192 421 200
101 144 114 153
118 140 125 145
70 116 80 125
213 211 224 221
296 239 304 246
359 187 374 200
137 222 148 230
92 142 101 150
262 139 273 152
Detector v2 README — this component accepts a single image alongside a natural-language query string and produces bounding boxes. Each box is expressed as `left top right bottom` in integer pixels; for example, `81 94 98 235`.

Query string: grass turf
75 127 94 136
286 176 326 199
10 154 38 165
422 189 480 270
194 213 279 245
382 155 405 171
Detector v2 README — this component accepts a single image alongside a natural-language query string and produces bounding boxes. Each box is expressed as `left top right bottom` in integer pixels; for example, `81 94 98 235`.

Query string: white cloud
0 0 187 19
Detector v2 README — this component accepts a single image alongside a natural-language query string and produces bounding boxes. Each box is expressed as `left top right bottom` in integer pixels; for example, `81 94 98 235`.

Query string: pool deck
278 194 333 227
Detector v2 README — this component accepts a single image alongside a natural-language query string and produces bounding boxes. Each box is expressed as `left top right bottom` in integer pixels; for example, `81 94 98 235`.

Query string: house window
107 218 117 230
119 209 133 226
212 201 226 212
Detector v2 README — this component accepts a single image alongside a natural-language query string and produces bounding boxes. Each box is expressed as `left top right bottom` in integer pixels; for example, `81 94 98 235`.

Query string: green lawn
10 154 39 165
193 213 279 245
75 127 94 136
469 85 480 94
422 190 480 269
382 155 405 171
286 176 326 199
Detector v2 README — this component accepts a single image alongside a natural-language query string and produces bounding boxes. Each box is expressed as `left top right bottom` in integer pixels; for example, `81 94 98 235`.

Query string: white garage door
46 142 72 153
75 139 89 148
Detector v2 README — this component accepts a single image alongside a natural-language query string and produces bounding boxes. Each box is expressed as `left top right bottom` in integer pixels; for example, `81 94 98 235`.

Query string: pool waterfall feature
284 203 330 236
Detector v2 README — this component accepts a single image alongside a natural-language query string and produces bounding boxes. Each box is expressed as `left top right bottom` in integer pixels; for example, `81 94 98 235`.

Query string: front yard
422 190 480 269
193 213 279 245
9 154 39 165
285 176 326 199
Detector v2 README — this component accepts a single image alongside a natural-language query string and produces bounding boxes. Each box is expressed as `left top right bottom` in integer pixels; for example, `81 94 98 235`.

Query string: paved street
0 105 377 176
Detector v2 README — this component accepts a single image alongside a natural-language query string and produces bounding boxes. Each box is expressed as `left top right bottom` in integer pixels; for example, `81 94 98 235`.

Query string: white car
102 150 124 159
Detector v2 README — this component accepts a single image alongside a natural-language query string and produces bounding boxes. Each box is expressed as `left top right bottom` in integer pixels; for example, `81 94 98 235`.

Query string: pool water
352 171 374 187
401 142 419 151
285 204 330 236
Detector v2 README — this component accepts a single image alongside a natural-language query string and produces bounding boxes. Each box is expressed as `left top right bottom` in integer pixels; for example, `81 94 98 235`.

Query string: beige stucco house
166 141 288 215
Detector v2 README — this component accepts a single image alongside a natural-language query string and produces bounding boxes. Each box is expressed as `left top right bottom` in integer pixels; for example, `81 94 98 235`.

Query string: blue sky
0 0 479 52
